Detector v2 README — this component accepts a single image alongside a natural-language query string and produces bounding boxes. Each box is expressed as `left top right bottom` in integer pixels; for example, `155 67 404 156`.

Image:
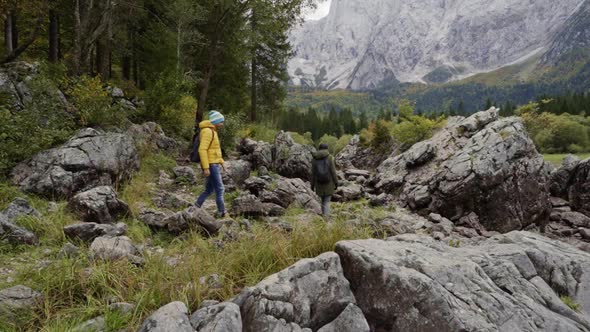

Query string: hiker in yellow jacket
194 110 228 218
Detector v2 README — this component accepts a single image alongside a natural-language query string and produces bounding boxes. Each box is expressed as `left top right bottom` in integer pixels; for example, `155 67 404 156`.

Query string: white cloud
303 0 332 21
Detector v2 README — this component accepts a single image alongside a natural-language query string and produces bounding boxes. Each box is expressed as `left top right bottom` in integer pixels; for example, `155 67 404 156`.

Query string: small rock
158 171 174 186
580 228 590 240
72 316 106 332
258 166 269 177
152 191 192 210
89 236 142 264
0 285 43 320
68 186 131 224
317 303 370 332
108 302 135 315
47 202 59 213
57 242 79 258
173 166 197 185
199 274 222 289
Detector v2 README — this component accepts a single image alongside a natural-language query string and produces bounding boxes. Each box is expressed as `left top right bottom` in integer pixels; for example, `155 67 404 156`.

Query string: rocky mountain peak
289 0 585 89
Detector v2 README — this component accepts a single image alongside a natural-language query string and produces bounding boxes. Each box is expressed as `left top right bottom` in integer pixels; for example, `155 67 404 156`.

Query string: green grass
561 295 581 312
0 150 383 331
543 153 590 167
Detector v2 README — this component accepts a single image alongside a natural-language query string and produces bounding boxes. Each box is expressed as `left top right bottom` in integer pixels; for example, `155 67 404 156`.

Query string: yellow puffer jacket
198 120 224 170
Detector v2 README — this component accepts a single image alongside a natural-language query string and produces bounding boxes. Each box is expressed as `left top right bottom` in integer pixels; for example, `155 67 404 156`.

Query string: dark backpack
190 128 214 163
315 157 332 184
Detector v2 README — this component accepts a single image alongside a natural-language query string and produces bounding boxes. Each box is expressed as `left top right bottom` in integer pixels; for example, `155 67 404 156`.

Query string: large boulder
550 154 581 197
63 222 127 242
336 231 590 331
272 131 315 181
127 122 178 153
68 186 131 223
372 108 551 233
141 206 221 236
223 159 253 191
139 301 193 332
89 236 142 263
257 176 321 214
11 128 139 198
567 158 590 217
0 198 39 245
239 252 357 331
230 194 268 217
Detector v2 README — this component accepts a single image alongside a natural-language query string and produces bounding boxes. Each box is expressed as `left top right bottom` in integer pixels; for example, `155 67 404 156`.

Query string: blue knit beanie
208 110 225 125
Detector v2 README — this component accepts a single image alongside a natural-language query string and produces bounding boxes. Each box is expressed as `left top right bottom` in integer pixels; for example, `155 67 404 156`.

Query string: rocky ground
2 103 590 330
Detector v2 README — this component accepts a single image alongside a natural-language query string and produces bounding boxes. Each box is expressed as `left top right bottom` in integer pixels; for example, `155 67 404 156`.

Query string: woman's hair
318 143 329 150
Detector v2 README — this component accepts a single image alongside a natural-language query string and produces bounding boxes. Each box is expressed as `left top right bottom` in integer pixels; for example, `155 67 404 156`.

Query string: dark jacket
311 150 339 197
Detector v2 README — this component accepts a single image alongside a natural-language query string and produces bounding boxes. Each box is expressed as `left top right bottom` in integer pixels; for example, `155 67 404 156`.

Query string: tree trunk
250 9 257 122
10 13 17 50
73 0 82 74
49 10 59 63
1 16 43 64
4 13 13 54
196 30 221 125
251 52 257 122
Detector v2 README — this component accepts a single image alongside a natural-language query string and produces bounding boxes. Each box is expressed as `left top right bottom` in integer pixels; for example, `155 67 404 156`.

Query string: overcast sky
304 0 332 20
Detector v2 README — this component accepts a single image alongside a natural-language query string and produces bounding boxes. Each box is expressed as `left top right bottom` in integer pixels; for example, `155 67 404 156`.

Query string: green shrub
561 295 581 312
217 112 247 154
371 120 394 152
141 71 196 140
239 123 279 143
290 131 313 146
64 75 127 128
391 116 438 150
0 71 75 176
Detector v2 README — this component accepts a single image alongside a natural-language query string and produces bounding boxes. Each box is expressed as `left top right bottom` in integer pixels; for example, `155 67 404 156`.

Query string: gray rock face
0 62 69 111
127 122 178 153
64 222 127 242
89 236 142 263
190 302 242 331
0 198 39 245
11 128 139 198
336 231 590 332
238 139 273 170
334 135 389 170
316 303 370 332
288 0 583 88
68 186 131 223
240 252 356 331
550 154 581 197
373 108 551 233
139 301 193 332
273 131 315 181
223 160 252 190
0 285 43 320
567 158 590 218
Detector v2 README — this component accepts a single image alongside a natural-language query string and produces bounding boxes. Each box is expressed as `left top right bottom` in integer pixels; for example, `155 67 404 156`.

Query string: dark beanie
319 143 329 150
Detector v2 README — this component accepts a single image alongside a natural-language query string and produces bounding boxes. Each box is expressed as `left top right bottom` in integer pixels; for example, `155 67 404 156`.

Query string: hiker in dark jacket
311 143 339 217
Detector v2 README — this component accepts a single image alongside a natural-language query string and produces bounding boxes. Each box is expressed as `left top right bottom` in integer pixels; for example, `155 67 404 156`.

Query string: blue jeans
196 164 226 215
